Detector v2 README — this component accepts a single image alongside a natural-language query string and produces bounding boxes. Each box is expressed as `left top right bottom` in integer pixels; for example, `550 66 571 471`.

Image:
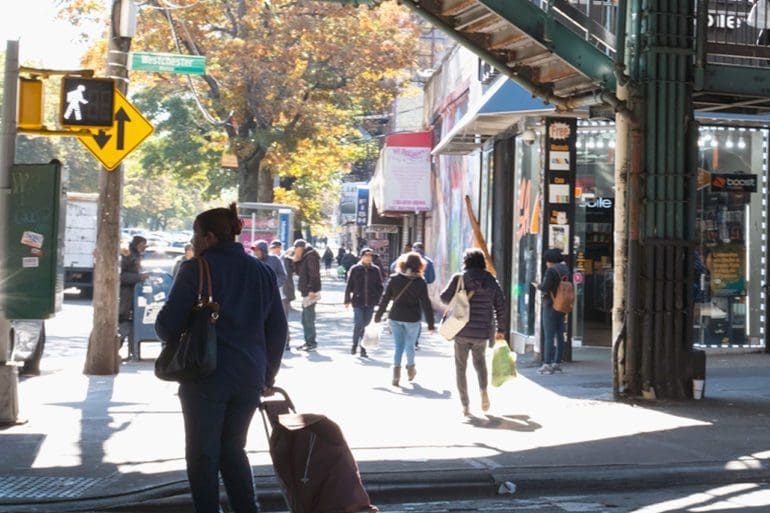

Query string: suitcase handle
260 386 296 413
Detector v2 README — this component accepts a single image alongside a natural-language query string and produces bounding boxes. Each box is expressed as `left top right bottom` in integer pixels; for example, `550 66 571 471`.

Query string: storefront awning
432 78 555 156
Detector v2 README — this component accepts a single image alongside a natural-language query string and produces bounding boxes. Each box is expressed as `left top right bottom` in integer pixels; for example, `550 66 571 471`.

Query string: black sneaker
299 343 317 352
360 348 369 358
351 345 357 355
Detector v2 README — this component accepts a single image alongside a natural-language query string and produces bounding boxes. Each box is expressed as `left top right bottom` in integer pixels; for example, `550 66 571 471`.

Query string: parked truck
64 192 98 298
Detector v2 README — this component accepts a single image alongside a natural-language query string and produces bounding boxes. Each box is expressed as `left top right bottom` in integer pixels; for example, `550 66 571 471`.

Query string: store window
573 123 617 347
694 127 767 348
511 134 542 336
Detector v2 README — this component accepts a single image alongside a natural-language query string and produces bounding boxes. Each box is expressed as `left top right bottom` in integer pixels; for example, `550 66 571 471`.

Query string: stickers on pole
77 89 154 171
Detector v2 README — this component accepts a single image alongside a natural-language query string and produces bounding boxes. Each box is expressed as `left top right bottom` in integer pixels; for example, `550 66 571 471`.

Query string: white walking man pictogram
64 85 88 121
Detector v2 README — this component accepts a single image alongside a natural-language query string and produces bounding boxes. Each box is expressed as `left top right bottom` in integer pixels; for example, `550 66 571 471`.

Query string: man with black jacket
344 248 383 358
293 239 321 351
536 248 571 374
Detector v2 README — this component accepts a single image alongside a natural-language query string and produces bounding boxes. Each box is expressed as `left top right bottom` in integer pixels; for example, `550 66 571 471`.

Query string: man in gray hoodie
252 240 287 290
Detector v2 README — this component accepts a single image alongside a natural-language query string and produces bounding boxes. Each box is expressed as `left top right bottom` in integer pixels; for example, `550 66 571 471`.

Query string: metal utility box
4 162 65 319
130 271 173 360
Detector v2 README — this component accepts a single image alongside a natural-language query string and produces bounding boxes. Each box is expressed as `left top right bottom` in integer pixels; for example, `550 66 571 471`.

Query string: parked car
142 246 185 276
9 320 46 376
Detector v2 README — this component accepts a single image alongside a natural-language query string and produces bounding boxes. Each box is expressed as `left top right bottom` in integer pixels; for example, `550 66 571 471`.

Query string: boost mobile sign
710 174 758 192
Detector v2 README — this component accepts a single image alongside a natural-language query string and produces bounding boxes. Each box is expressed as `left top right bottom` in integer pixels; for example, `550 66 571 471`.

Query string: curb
4 462 770 512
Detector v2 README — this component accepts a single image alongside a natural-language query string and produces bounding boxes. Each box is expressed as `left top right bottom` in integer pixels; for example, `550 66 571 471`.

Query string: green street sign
130 52 206 75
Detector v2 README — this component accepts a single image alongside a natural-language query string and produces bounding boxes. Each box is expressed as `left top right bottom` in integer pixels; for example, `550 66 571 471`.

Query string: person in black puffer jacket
440 248 507 417
374 252 435 387
344 248 384 358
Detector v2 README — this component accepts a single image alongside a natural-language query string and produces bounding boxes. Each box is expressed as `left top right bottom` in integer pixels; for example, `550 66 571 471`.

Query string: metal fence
530 0 770 67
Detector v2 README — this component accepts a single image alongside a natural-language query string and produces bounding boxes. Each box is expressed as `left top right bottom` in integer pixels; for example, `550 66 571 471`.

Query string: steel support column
621 0 703 399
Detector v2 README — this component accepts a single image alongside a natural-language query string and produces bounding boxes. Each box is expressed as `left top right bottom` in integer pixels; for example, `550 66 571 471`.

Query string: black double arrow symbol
91 107 131 150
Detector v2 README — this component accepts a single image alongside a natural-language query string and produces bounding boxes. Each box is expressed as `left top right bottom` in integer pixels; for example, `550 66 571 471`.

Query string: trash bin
130 271 173 360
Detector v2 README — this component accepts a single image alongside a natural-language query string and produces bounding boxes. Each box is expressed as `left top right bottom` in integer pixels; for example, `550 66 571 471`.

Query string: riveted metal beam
703 64 770 98
475 0 617 92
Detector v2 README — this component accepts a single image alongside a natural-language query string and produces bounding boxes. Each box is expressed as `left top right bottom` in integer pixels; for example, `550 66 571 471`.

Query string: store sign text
584 197 613 209
708 13 745 30
710 174 758 192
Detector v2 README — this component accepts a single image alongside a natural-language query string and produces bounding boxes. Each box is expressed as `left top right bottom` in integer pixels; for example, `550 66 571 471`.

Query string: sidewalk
2 275 769 512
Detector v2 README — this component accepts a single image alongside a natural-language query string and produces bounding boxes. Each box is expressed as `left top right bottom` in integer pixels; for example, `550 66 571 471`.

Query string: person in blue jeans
536 248 571 374
344 248 383 358
374 252 435 386
411 242 435 351
292 239 321 351
156 204 287 513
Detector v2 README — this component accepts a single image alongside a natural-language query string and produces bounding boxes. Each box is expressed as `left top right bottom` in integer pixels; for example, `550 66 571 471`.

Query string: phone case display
695 189 750 346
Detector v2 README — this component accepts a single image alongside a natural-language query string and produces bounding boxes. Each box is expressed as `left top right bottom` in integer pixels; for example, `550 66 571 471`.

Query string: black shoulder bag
155 256 220 382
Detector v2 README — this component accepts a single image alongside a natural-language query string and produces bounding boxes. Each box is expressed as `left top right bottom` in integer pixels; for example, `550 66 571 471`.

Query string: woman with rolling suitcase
156 204 287 513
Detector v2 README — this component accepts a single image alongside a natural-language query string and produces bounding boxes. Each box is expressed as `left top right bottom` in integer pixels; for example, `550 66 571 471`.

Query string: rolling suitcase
260 388 378 513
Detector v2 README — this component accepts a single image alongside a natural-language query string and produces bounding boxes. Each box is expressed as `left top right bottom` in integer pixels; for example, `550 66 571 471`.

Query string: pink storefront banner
378 131 433 213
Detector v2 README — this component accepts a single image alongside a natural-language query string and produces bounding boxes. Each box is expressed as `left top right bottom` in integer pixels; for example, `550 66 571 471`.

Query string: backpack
550 266 575 313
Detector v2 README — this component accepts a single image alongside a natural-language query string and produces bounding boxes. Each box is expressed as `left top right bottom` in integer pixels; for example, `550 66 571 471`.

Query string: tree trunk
84 11 129 375
237 149 273 203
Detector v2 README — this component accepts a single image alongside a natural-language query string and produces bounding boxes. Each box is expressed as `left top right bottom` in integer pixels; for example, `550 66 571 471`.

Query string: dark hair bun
228 203 243 236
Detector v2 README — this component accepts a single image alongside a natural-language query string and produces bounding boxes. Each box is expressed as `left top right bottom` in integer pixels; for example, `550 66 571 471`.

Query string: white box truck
64 192 98 298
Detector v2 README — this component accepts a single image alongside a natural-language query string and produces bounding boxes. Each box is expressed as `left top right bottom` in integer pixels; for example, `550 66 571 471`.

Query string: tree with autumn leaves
61 0 420 228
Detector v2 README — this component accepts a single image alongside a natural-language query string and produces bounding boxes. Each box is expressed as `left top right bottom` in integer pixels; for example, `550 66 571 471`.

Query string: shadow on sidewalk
466 414 542 432
372 384 452 400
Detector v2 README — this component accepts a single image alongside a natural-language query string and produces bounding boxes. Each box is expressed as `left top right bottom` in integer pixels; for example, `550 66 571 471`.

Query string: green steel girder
475 0 617 92
702 64 770 98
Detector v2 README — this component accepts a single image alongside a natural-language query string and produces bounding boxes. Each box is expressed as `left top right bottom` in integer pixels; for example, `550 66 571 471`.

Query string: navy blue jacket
440 268 506 340
155 242 287 390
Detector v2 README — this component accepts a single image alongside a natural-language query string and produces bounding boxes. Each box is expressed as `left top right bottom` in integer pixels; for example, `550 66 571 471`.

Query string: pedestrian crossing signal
60 77 115 128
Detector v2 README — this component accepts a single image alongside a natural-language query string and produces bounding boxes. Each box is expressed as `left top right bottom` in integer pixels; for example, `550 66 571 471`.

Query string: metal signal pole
0 40 20 423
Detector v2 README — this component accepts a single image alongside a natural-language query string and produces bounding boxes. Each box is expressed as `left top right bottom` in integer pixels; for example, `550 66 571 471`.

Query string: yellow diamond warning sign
78 89 154 171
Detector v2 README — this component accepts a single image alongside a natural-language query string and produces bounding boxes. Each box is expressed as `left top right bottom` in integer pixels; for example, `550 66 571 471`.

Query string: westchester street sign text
130 52 206 75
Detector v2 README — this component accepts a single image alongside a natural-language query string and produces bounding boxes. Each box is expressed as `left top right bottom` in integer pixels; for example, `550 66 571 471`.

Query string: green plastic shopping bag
491 340 518 387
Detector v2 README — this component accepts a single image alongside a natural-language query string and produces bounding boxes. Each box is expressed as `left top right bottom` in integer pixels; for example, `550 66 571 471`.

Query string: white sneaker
551 363 563 373
538 364 553 374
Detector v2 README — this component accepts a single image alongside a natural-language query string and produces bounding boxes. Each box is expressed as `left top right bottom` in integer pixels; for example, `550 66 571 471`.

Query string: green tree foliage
60 0 420 227
131 87 236 199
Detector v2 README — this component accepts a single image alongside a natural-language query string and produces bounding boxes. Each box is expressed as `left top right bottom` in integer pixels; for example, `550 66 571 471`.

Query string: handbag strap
200 256 214 303
392 279 414 304
197 256 220 321
195 256 215 302
453 273 476 301
195 256 205 304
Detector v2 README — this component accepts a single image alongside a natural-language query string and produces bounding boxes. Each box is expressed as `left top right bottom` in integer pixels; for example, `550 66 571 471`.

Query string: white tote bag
361 322 381 349
438 274 474 341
